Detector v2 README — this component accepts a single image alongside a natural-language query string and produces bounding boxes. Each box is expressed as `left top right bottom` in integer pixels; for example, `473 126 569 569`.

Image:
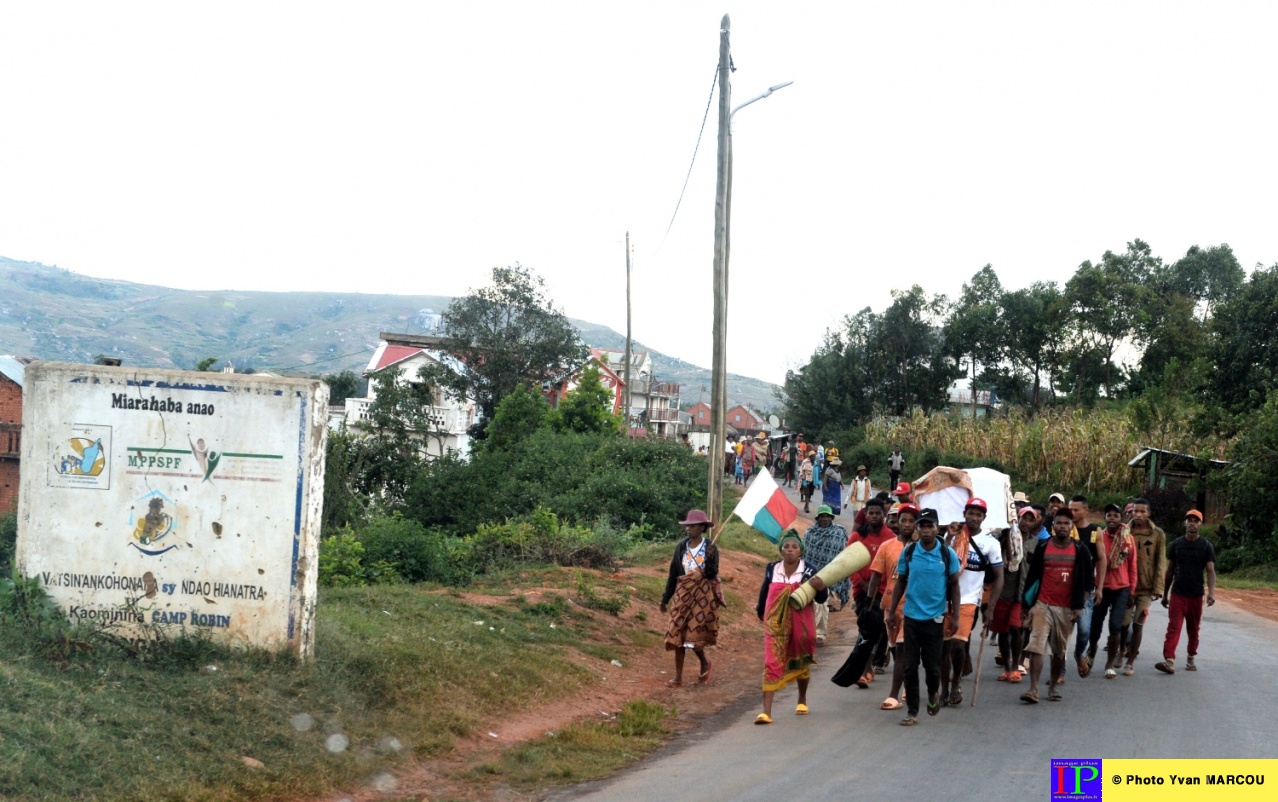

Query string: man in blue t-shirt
887 508 960 726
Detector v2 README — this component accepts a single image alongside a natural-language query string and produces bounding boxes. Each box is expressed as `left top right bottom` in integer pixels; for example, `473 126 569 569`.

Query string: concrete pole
708 14 731 535
623 231 632 427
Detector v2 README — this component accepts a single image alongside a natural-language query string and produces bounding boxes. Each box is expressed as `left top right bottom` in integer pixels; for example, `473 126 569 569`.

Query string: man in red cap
940 497 1004 706
892 480 915 507
1156 509 1216 674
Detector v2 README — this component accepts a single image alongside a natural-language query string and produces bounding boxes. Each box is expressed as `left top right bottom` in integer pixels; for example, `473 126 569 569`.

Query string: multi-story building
0 356 34 512
336 332 479 458
589 348 684 438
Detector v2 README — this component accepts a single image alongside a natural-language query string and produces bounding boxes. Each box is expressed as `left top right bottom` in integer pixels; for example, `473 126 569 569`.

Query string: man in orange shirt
865 503 917 710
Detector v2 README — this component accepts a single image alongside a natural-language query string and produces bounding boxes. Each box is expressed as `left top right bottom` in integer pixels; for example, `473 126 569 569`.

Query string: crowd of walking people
661 448 1218 728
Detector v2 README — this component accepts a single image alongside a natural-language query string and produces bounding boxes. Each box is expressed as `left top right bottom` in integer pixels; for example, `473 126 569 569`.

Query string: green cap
816 504 834 517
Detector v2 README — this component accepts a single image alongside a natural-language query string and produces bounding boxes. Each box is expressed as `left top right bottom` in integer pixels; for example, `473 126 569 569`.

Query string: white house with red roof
337 333 479 457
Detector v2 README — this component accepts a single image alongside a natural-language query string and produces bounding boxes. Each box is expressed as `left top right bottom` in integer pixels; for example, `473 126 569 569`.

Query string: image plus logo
1050 759 1102 800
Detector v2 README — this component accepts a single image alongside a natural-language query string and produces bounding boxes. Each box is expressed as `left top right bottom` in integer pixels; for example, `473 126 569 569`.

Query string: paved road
561 486 1278 801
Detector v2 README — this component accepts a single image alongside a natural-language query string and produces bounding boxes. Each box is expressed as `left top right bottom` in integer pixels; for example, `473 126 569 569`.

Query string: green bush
1225 389 1278 562
318 529 400 587
405 429 704 538
0 511 15 574
357 514 463 585
468 508 637 574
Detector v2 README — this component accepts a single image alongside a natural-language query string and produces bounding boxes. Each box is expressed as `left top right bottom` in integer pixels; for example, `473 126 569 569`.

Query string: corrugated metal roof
0 356 26 387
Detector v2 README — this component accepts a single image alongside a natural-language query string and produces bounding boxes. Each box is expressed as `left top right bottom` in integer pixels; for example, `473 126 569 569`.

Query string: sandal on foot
754 713 772 725
900 715 918 726
665 679 682 687
948 689 963 706
1155 661 1175 674
880 697 902 710
1048 688 1063 701
1020 690 1039 704
1122 664 1135 676
855 672 872 689
996 671 1011 682
1008 670 1023 683
927 697 940 716
1077 657 1091 678
795 703 809 715
698 661 713 684
1186 659 1197 672
1105 668 1117 679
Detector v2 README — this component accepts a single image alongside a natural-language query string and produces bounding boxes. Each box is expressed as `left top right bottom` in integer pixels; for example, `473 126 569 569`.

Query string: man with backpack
941 498 1004 707
1021 508 1094 703
887 508 960 726
829 499 895 687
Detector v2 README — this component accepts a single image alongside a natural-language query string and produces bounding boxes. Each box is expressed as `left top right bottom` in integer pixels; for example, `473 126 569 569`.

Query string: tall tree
1208 262 1278 425
942 265 1004 411
1001 281 1065 405
1064 239 1160 397
1167 244 1244 323
423 264 585 432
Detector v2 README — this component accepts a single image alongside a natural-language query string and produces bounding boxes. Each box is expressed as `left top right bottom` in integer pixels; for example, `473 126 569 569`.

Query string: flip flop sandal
1020 690 1039 704
927 698 940 716
795 703 809 716
665 679 682 688
880 697 903 710
754 713 772 725
1122 665 1135 676
1048 688 1063 701
1155 661 1175 674
698 661 713 684
948 689 963 706
996 671 1011 682
1105 668 1117 679
1008 670 1023 683
900 716 918 726
1186 660 1197 672
1077 659 1091 678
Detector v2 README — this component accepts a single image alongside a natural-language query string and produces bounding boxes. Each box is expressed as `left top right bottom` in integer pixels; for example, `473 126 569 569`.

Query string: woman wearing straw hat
660 510 721 686
822 456 844 516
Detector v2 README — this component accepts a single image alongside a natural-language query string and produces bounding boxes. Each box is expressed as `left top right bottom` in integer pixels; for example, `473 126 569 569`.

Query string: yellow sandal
795 703 809 715
754 713 773 725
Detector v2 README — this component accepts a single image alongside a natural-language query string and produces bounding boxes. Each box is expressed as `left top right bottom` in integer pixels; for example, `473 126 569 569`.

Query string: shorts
942 603 978 642
1122 593 1155 627
988 598 1023 634
1025 603 1074 658
884 601 904 645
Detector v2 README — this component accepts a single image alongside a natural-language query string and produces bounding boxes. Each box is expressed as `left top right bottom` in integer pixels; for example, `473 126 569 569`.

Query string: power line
656 67 719 254
275 347 375 372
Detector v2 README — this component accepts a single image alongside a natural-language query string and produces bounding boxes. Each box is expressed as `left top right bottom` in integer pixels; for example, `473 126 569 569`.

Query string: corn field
865 407 1227 494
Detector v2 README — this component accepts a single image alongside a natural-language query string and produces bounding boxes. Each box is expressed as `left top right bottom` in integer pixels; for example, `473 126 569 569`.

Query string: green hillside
0 257 780 410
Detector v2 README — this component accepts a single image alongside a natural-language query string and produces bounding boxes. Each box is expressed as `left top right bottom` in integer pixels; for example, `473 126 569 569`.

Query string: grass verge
470 700 670 790
0 585 604 801
1218 563 1278 591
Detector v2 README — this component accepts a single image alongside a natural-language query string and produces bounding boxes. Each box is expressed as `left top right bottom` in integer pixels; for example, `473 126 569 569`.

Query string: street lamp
706 15 794 536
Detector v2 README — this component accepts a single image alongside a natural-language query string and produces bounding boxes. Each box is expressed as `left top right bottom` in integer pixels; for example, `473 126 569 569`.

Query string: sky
4 2 1278 385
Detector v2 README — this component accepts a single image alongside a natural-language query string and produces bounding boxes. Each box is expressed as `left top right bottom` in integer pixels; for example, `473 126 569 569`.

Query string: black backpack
902 540 957 576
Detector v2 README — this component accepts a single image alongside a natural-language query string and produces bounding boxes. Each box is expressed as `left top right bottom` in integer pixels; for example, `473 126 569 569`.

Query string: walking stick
971 624 988 707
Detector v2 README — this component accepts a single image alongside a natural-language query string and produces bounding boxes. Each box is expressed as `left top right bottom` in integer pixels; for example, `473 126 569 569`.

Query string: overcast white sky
4 2 1277 384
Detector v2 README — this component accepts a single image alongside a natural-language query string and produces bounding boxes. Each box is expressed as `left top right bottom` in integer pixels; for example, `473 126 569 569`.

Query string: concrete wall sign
16 363 328 659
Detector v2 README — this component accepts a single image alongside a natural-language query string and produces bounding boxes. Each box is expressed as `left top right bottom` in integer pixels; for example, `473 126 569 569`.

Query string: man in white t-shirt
940 497 1004 707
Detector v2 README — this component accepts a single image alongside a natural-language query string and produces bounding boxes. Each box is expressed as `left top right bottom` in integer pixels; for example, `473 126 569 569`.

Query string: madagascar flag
732 471 798 543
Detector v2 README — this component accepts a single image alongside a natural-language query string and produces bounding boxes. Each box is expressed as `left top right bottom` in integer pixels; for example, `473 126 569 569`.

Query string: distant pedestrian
755 532 827 724
848 464 871 516
785 440 798 487
798 454 815 512
821 458 844 516
1156 510 1216 674
888 447 905 491
751 433 769 479
660 510 720 687
887 508 961 726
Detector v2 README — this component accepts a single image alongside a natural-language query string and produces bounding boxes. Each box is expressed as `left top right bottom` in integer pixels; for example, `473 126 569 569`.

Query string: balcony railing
647 408 682 423
648 381 680 398
343 398 465 433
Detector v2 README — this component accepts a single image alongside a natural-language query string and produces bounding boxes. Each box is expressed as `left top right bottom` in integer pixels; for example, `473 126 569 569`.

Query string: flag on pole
732 471 798 543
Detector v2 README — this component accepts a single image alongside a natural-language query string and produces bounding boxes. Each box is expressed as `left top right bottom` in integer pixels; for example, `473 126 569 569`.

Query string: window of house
734 414 740 422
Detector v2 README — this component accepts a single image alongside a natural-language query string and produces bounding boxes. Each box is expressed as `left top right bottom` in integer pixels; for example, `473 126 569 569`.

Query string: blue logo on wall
1051 759 1102 800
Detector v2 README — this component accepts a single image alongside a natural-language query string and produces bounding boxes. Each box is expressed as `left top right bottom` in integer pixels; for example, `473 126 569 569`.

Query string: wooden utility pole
623 231 632 426
708 14 731 535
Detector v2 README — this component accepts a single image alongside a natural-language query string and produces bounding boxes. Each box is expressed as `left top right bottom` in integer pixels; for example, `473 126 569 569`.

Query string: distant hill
0 257 780 411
